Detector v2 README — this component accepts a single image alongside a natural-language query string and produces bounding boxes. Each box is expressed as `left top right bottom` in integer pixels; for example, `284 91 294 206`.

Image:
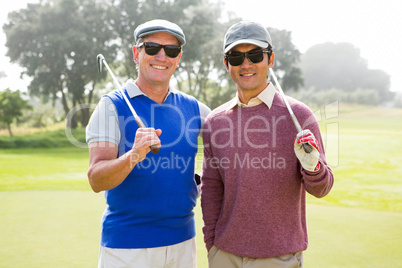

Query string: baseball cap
134 19 186 46
223 21 272 53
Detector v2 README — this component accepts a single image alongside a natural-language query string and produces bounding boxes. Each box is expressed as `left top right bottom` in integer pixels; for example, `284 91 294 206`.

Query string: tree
175 1 233 108
3 0 118 128
268 27 304 91
4 0 305 118
0 89 32 137
301 42 392 103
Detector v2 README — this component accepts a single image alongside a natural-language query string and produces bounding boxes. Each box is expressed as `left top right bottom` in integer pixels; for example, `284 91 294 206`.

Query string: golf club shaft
97 54 159 154
269 69 313 153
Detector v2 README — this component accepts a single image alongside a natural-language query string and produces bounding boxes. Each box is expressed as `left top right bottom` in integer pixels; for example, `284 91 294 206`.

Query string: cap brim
138 30 185 45
224 39 268 53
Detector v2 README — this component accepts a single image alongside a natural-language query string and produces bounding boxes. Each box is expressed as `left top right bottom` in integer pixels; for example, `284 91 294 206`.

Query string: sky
1 0 401 92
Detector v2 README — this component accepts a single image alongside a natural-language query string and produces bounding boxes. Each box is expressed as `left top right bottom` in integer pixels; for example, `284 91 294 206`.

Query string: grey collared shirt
86 80 211 145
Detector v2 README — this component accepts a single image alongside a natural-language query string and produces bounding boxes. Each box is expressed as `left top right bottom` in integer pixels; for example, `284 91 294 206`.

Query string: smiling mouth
240 73 254 77
152 65 168 70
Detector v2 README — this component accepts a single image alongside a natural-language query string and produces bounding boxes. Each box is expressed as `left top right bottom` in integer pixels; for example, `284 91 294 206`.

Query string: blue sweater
102 87 201 248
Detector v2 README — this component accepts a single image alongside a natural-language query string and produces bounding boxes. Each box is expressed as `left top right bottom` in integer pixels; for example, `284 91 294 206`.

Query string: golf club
269 68 313 153
97 54 159 154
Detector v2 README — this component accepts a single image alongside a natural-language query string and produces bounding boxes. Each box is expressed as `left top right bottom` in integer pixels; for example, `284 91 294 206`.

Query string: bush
292 87 382 106
0 127 86 149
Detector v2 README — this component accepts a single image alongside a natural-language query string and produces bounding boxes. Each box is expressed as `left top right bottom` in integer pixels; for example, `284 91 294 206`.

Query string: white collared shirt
225 83 276 112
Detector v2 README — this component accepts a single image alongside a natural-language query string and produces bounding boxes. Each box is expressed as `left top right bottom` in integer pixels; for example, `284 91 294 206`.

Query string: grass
0 148 90 191
0 104 401 267
1 192 400 268
304 204 402 268
0 191 104 267
306 103 402 212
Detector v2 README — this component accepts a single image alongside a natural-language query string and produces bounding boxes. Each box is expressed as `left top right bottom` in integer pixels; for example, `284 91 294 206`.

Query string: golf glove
294 129 320 172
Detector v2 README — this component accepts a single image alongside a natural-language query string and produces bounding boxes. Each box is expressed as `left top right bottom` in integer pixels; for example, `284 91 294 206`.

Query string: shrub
0 127 86 149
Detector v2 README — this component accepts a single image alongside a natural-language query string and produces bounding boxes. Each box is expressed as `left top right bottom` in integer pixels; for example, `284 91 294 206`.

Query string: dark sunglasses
225 49 271 66
138 42 182 58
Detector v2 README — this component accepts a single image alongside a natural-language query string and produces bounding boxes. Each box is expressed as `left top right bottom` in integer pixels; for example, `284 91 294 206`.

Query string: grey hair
136 37 144 47
134 37 144 71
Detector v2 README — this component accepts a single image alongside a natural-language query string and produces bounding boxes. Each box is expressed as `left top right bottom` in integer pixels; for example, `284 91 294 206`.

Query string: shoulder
171 88 211 116
272 92 313 115
204 101 234 123
171 88 197 102
104 88 124 103
288 96 313 115
271 92 318 128
285 95 319 128
170 89 199 108
95 96 117 114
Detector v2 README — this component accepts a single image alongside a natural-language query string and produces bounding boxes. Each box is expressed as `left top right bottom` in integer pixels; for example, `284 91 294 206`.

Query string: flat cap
134 19 186 45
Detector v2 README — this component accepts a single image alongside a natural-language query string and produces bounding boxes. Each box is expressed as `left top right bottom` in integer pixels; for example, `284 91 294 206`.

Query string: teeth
153 65 167 70
242 73 254 76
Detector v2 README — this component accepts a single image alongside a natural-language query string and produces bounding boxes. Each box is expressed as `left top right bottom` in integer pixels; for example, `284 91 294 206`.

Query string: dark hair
267 44 273 65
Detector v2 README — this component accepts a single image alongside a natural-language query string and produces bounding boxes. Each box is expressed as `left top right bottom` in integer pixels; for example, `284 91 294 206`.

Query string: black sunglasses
138 42 182 58
225 49 271 66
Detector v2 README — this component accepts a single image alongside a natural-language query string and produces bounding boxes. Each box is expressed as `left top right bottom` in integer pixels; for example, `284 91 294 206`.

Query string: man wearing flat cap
86 19 210 267
201 21 334 267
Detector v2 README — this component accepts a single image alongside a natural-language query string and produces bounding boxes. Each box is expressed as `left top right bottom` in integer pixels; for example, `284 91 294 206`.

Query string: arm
87 142 134 193
301 160 334 198
87 128 162 193
86 97 161 193
296 122 334 198
195 100 211 193
197 100 211 137
200 120 224 251
288 101 334 198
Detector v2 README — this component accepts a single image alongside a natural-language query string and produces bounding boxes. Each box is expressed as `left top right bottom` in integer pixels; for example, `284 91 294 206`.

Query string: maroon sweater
200 92 334 258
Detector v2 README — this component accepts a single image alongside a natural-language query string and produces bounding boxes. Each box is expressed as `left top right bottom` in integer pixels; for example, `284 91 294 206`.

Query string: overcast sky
220 0 402 92
1 0 401 92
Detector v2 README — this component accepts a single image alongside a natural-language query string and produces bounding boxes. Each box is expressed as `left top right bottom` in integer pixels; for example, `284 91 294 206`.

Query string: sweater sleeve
200 118 224 251
297 105 334 198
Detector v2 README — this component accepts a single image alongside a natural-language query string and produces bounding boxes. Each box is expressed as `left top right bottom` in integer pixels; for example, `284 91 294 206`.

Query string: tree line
1 0 393 132
2 0 304 129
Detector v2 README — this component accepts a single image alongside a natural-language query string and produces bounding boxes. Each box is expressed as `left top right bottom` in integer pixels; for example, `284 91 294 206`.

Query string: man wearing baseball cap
201 21 334 267
86 19 210 267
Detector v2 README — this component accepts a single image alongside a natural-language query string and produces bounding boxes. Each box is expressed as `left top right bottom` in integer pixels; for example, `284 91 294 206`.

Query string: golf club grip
134 117 159 154
150 144 160 154
302 142 313 153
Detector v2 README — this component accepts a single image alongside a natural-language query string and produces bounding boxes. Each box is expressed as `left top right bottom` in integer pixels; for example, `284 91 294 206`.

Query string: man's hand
294 129 320 172
129 128 162 164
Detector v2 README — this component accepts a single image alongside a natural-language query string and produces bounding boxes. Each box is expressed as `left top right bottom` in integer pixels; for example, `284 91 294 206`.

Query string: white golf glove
294 129 320 172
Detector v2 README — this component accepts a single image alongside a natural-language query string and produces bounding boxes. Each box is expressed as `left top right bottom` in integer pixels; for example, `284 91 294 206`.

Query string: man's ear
224 59 229 71
133 46 140 64
268 52 275 68
175 52 183 68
